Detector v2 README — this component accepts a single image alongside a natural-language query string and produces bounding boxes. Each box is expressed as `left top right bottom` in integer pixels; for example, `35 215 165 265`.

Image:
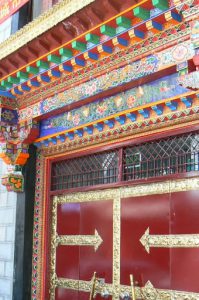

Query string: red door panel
57 202 80 235
56 203 80 299
56 203 80 279
56 245 80 279
171 190 199 293
55 200 113 300
121 193 170 289
78 200 113 300
79 201 113 282
55 288 79 300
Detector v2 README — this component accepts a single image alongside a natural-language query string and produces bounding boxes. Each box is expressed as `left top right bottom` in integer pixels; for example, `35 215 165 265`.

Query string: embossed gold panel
50 178 199 300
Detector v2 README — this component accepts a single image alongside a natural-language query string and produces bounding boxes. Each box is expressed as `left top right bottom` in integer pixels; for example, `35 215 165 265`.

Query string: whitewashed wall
0 18 12 44
0 160 16 300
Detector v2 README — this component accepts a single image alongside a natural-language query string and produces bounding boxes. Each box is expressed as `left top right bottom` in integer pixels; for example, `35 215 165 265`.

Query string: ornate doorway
49 179 199 300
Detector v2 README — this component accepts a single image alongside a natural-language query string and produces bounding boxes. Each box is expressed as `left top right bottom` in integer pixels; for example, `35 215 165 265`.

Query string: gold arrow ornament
140 227 199 253
56 229 103 251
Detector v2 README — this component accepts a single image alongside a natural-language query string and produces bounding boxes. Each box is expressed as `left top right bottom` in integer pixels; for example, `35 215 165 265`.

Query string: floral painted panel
40 55 159 114
1 108 18 124
20 55 159 121
40 73 190 137
19 41 194 121
190 20 199 49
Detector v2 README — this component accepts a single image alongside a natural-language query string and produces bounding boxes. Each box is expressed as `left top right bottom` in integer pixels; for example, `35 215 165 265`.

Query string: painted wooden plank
100 24 116 37
133 6 150 20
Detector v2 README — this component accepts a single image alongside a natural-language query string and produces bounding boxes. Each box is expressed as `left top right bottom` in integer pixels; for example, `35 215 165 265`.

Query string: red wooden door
50 186 199 299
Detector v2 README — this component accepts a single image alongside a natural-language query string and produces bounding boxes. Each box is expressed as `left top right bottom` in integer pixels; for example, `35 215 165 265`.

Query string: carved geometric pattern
31 151 44 300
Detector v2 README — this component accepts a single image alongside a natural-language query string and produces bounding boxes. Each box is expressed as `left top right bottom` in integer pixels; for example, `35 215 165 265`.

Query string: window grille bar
51 150 119 191
51 132 199 191
123 132 199 181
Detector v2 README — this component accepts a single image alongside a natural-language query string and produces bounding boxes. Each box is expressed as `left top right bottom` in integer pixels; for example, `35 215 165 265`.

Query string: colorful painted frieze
19 41 194 122
40 73 191 138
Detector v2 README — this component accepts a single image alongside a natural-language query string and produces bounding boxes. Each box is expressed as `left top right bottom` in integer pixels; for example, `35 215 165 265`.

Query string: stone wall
0 160 16 300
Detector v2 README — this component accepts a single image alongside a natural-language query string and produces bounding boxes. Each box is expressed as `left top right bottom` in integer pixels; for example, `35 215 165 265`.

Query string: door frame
31 128 199 299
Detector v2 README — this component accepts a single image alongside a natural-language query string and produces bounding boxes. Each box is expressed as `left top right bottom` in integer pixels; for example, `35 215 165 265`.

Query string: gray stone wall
0 160 16 300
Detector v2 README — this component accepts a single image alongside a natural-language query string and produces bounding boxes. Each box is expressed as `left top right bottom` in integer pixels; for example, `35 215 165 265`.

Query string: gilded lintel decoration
120 177 199 198
0 0 94 61
57 189 118 204
49 178 199 299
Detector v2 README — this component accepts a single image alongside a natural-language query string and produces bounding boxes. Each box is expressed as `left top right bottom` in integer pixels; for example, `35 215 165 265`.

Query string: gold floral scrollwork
49 197 58 300
55 278 199 300
57 278 90 292
57 189 117 204
141 281 160 300
142 281 199 300
140 227 199 253
56 230 103 251
121 178 199 198
169 178 199 193
121 282 199 300
113 195 121 300
57 277 114 296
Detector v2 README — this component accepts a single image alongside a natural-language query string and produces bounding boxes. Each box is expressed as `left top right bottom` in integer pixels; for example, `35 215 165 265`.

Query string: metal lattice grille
51 133 199 191
51 150 119 191
123 133 199 181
